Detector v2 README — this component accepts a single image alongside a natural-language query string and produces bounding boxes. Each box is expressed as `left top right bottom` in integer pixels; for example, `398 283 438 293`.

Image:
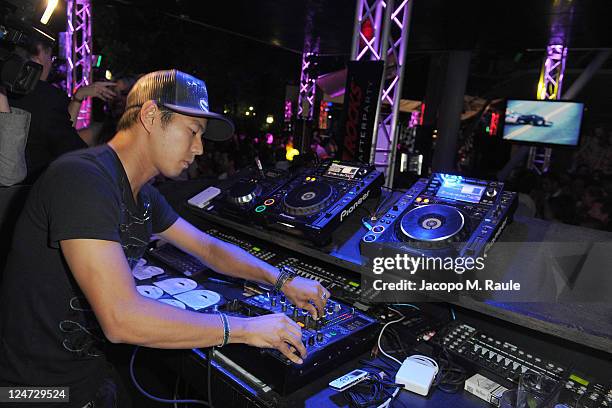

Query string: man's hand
242 313 307 364
75 81 117 102
281 277 331 320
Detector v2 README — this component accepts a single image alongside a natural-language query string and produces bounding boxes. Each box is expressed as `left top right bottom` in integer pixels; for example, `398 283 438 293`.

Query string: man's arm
0 86 9 112
0 86 30 186
158 218 330 319
68 82 117 126
160 218 280 285
60 238 307 363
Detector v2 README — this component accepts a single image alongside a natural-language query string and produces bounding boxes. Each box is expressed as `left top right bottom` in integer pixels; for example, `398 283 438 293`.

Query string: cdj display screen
326 163 360 179
436 182 485 203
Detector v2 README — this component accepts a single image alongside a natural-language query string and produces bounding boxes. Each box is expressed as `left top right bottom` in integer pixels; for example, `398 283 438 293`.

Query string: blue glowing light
439 173 464 185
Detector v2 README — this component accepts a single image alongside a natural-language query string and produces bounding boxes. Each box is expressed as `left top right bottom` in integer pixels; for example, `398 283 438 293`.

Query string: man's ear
139 101 158 133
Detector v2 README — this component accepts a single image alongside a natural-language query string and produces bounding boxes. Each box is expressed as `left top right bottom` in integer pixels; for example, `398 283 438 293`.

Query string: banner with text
338 60 384 163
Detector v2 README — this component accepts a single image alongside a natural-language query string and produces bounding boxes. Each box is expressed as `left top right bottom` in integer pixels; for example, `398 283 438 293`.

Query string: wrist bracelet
273 269 288 292
273 266 296 292
216 312 230 347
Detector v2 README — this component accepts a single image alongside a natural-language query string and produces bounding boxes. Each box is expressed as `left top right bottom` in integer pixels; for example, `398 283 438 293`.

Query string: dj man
0 70 330 407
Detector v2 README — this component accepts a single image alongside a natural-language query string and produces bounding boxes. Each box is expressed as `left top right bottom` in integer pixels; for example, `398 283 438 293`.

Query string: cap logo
199 98 209 112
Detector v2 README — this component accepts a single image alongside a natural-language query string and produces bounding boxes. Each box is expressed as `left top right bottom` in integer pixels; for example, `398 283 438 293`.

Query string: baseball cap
126 69 234 141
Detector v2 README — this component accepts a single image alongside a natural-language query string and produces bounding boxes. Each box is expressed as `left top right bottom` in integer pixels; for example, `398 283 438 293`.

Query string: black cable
432 347 468 393
372 190 395 218
342 368 403 408
339 357 407 407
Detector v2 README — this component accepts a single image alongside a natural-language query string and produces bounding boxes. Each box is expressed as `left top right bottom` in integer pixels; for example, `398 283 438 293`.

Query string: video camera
0 0 57 94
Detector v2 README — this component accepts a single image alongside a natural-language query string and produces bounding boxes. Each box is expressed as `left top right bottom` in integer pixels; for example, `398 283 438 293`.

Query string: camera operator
8 34 117 184
0 84 30 186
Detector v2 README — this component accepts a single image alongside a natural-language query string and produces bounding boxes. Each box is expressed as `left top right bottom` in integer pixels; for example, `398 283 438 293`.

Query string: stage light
286 148 299 161
245 111 250 116
105 70 112 80
249 106 254 111
40 0 59 25
419 103 426 125
489 112 500 136
266 115 274 124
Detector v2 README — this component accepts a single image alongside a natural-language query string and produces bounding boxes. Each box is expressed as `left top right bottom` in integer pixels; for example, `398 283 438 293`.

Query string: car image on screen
502 100 584 146
516 114 553 127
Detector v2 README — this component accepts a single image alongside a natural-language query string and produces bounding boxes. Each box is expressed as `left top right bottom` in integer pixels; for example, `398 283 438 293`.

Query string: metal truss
528 0 573 173
350 0 414 187
297 51 318 120
536 44 568 101
528 43 568 173
65 0 93 129
527 147 553 176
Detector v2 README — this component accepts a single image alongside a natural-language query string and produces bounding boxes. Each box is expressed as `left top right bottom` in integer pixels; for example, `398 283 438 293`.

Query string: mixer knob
292 307 299 320
280 294 286 304
281 303 288 312
485 187 497 197
270 296 277 307
334 303 342 313
308 335 315 346
305 314 311 327
316 332 324 342
316 319 323 331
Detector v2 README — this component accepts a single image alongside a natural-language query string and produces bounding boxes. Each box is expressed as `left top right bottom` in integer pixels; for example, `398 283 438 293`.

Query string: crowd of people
182 130 340 181
507 125 612 232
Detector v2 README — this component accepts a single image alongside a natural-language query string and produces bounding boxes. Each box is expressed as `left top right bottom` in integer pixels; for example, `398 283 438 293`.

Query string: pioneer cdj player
194 165 291 223
361 173 517 260
253 160 384 243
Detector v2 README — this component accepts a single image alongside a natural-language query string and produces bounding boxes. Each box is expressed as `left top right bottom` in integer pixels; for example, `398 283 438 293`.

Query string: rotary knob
227 181 262 206
485 187 497 197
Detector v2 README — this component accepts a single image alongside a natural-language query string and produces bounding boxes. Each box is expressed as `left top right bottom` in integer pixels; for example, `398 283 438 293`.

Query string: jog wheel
283 182 334 216
399 204 465 243
227 180 262 206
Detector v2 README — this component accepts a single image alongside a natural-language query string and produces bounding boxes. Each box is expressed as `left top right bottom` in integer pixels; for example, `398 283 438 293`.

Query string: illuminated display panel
436 182 485 203
327 163 360 179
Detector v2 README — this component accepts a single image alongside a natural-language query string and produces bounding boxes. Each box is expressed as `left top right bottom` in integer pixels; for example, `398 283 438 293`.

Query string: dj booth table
171 349 488 408
153 178 612 408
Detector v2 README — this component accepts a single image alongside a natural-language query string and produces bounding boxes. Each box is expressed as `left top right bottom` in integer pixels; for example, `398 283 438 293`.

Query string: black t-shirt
8 80 88 184
0 145 178 406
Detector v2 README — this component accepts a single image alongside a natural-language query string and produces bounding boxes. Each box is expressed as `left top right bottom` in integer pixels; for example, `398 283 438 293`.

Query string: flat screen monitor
502 99 584 147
